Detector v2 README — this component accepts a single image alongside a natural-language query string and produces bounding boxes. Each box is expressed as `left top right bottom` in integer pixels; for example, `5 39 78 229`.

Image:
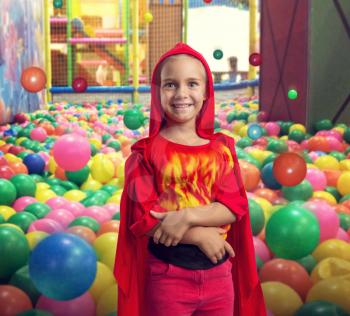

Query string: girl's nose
175 85 187 98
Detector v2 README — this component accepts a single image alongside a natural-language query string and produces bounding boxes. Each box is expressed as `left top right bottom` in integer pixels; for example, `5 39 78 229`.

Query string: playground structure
47 0 259 96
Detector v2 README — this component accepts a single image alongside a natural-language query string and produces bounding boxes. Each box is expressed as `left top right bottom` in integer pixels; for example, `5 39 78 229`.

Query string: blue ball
29 233 97 300
247 123 263 140
23 154 45 174
261 162 282 189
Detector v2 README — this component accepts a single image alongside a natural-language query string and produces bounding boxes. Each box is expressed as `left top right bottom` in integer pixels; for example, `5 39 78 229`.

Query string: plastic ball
65 166 90 186
21 67 46 93
337 172 350 196
10 174 36 197
26 231 49 250
65 225 96 244
305 168 327 191
273 153 306 186
123 109 144 130
36 292 95 316
0 179 17 205
23 154 45 175
262 282 303 316
287 89 298 100
144 11 153 23
261 162 282 190
247 123 263 140
294 301 350 316
266 205 320 259
0 165 15 179
0 226 30 279
213 49 223 60
0 285 32 316
69 216 100 232
53 134 91 171
30 127 47 142
88 262 115 302
53 0 63 8
312 239 350 262
29 233 97 300
239 160 260 192
249 53 261 66
72 77 88 93
248 198 265 235
28 218 64 234
96 284 117 316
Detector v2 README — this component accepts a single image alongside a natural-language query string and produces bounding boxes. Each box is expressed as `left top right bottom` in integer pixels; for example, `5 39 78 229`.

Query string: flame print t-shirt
146 133 235 269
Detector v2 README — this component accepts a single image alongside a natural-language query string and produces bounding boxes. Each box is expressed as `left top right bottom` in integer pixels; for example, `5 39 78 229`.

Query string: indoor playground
0 0 350 315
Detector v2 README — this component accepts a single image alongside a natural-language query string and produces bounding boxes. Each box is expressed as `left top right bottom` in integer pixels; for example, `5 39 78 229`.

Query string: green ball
45 178 62 186
339 213 350 231
112 212 120 220
213 49 223 60
17 309 53 316
10 174 36 197
296 255 317 274
23 202 51 219
265 205 320 259
236 137 253 148
68 216 100 232
90 143 98 156
29 174 45 183
101 185 118 196
107 141 121 151
123 109 144 130
266 139 288 153
329 151 346 161
50 185 67 196
0 179 17 205
248 198 265 235
288 130 305 143
279 121 293 135
0 226 30 279
294 301 350 316
287 89 298 100
102 134 112 144
65 166 90 186
60 180 79 191
339 194 350 203
325 186 341 202
7 212 37 233
262 153 277 167
343 127 350 143
17 152 30 160
282 180 313 201
256 255 264 270
10 265 41 306
313 119 333 132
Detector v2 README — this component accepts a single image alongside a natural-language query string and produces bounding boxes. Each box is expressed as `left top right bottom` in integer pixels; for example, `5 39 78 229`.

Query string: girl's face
159 55 207 127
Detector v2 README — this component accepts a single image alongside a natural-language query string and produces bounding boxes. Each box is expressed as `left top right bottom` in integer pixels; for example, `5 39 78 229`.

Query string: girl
114 43 266 316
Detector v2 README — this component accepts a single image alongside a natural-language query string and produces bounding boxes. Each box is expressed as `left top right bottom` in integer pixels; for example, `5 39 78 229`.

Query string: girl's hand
195 227 235 264
150 209 191 247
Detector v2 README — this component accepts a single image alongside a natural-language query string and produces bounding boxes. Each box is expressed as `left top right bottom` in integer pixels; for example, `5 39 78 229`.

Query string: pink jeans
145 252 234 316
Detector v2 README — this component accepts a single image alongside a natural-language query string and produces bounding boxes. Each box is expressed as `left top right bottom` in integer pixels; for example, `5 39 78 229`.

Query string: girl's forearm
185 202 236 227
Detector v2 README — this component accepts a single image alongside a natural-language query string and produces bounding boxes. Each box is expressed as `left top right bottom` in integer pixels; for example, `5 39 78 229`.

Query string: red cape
114 43 266 316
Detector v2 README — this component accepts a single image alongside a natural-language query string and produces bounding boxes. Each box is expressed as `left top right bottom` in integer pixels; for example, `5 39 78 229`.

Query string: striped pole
132 0 139 102
247 0 257 96
44 0 52 102
67 0 73 86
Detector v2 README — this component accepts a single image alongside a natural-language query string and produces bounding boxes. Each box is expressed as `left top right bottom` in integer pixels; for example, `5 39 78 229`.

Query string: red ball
273 152 307 187
249 53 261 66
203 0 212 3
21 67 46 93
72 77 88 93
13 113 28 124
0 165 15 179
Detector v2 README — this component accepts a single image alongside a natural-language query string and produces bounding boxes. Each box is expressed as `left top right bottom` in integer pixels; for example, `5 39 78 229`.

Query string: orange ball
55 165 67 180
323 169 341 187
239 160 260 192
253 188 278 203
8 162 28 175
66 225 96 244
97 220 120 236
0 285 32 316
334 204 350 215
21 67 46 93
260 258 312 300
273 152 306 186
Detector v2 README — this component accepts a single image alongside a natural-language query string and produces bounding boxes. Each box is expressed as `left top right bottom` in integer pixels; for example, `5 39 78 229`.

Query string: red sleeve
213 135 249 221
124 152 167 238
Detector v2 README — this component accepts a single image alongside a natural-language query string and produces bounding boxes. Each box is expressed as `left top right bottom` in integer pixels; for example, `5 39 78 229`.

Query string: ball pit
0 96 349 315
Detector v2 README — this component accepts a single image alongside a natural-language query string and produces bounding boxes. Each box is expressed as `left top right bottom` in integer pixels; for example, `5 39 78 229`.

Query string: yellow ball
144 11 154 23
107 195 121 204
36 189 56 203
339 160 350 171
315 156 340 170
48 157 57 174
232 121 245 134
337 171 350 196
311 257 350 284
312 239 350 262
254 197 272 221
4 153 21 163
312 191 337 205
93 232 118 260
238 125 248 137
90 138 102 150
306 277 350 313
36 182 50 192
100 250 116 272
26 231 49 250
64 190 87 202
280 135 288 141
16 137 27 145
81 179 102 191
290 123 306 133
262 281 303 316
249 149 266 164
333 127 345 135
89 262 116 302
0 206 16 220
96 284 118 316
0 140 5 147
91 155 115 184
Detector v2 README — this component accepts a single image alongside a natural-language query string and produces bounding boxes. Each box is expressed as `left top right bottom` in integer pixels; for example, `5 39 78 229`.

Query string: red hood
148 42 215 140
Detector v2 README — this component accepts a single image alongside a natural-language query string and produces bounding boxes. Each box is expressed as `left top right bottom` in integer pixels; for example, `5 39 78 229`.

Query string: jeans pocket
149 260 171 278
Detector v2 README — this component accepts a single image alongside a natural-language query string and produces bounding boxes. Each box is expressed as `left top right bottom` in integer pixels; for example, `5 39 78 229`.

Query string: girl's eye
164 83 175 88
189 82 199 87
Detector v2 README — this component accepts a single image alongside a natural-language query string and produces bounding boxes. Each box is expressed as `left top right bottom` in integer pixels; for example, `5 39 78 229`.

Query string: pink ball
253 236 271 262
303 200 339 242
103 203 120 217
45 209 75 228
305 168 327 191
336 228 350 242
13 196 37 212
46 197 69 210
265 122 280 136
52 134 91 171
326 136 343 152
28 218 64 234
64 202 85 217
36 293 95 316
30 127 47 142
82 206 111 223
